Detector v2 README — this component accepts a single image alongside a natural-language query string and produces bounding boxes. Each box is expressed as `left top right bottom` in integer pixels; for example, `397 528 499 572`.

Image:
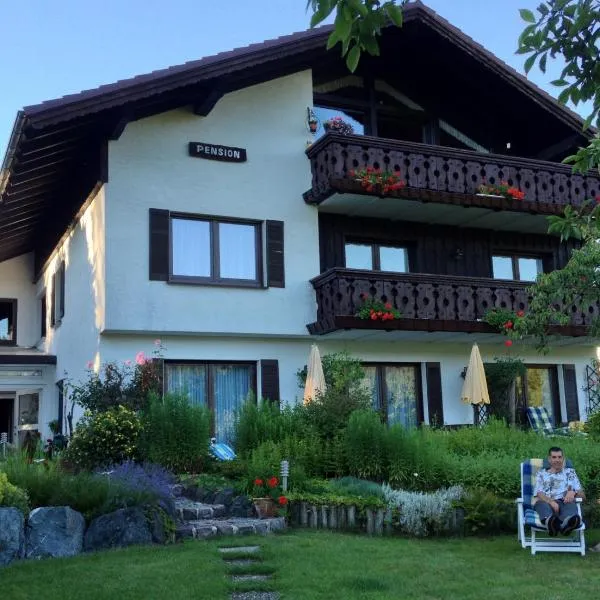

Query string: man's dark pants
535 500 579 526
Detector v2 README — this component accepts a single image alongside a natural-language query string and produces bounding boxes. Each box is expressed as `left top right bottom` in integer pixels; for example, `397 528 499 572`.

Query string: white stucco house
1 2 599 445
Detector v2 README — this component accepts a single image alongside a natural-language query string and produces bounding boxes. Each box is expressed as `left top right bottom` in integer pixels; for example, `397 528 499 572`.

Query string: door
16 390 40 448
0 397 14 443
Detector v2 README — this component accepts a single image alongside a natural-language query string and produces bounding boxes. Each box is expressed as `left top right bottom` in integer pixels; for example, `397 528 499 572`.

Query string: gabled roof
0 0 590 266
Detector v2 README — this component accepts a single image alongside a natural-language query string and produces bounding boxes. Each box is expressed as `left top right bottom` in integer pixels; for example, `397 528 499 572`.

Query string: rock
230 495 254 518
84 507 152 552
146 507 167 544
0 508 24 565
213 488 235 510
26 506 85 559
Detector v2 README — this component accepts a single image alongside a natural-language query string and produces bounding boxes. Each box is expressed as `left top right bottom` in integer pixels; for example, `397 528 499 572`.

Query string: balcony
304 134 600 222
308 268 596 340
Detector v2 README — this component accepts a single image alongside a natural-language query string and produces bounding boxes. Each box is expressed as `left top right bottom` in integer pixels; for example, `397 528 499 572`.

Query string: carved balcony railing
304 133 600 214
308 268 597 336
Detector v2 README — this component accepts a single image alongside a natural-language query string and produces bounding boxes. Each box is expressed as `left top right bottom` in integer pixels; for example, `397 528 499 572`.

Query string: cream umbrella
461 343 490 417
303 344 327 404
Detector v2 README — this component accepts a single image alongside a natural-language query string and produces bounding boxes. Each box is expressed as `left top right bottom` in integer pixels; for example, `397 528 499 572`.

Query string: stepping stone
224 559 260 567
230 593 280 600
231 575 272 583
219 545 261 554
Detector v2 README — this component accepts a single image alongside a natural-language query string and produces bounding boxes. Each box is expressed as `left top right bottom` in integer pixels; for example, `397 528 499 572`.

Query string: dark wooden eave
0 353 57 365
0 1 593 266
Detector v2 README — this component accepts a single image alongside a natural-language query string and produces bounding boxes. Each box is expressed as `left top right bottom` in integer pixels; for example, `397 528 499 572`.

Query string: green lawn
3 531 600 599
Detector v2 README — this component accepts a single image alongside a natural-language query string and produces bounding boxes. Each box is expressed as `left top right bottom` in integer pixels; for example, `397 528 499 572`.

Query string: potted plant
323 116 354 135
349 167 406 194
251 476 288 518
477 180 525 200
307 107 319 134
356 293 402 321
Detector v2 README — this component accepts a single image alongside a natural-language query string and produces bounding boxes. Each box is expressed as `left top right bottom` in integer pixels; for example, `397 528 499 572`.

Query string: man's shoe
547 515 560 536
561 515 581 536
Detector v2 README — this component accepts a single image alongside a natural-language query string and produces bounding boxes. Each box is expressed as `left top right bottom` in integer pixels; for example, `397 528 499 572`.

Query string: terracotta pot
253 497 277 518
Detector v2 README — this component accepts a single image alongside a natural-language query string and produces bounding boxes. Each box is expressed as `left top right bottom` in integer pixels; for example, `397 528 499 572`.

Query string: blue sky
0 0 580 156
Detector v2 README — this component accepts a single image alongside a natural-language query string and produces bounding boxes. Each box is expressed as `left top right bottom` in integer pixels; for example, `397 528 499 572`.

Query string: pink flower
154 339 161 346
124 360 131 366
86 361 93 369
135 351 146 366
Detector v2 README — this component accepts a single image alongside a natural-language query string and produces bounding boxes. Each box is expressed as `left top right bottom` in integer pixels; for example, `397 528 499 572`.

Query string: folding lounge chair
526 407 569 436
209 438 236 461
517 458 585 556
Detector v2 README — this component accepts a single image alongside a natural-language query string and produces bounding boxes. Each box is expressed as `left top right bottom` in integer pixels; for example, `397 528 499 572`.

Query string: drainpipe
0 110 26 201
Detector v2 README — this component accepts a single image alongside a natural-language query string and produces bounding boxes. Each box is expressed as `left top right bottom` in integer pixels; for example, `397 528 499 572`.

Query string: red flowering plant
477 179 525 201
251 476 288 507
356 293 401 321
483 308 528 346
349 166 406 194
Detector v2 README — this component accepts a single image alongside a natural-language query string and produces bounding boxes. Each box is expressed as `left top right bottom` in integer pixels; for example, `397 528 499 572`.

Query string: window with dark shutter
50 274 56 327
149 209 170 281
261 359 280 402
426 362 444 426
562 364 580 422
58 261 65 320
266 220 285 288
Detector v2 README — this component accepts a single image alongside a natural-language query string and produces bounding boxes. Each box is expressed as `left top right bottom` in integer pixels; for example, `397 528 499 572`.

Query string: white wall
105 70 317 337
96 334 597 426
38 186 106 401
0 253 38 347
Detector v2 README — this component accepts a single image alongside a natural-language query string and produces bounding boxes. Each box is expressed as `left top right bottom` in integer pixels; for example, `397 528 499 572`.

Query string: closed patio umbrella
461 343 490 424
304 344 326 404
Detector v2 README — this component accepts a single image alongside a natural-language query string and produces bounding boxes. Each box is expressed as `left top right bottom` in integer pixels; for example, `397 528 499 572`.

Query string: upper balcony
307 268 596 343
304 134 600 230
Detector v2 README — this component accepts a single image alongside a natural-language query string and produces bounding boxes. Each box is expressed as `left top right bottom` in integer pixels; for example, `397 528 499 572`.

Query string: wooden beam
193 88 224 116
536 134 583 161
108 114 131 140
11 156 74 178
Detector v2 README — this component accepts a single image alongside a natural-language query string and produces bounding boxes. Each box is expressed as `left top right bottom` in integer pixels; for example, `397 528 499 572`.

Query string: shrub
382 483 464 537
64 405 142 470
140 392 210 473
586 409 600 439
329 477 386 500
0 471 30 514
235 399 286 457
457 488 515 535
344 410 387 480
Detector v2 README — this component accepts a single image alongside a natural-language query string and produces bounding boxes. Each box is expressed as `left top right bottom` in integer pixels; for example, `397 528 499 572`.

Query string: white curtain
172 218 210 277
213 365 253 443
165 364 207 406
219 223 256 280
385 366 418 428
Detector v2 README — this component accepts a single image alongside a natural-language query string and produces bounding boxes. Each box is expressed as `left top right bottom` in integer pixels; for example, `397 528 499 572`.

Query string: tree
307 0 406 71
517 1 600 349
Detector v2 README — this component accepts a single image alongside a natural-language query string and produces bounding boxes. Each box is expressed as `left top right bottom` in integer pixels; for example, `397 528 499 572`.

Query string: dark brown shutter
426 362 444 427
149 209 170 281
266 220 285 288
50 273 56 327
58 261 65 319
562 364 580 421
261 360 280 403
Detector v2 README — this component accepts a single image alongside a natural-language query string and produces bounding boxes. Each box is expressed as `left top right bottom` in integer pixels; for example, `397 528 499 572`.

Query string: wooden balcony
304 134 600 215
308 268 596 338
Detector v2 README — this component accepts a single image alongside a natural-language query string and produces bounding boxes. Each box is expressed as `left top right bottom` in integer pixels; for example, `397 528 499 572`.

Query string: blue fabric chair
526 407 569 436
517 458 585 555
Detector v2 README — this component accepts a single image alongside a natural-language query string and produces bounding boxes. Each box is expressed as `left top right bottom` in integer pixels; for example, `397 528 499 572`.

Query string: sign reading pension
188 142 247 163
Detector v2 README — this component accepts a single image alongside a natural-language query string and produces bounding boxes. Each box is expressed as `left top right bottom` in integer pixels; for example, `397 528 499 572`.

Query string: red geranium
278 496 288 506
254 478 263 486
267 477 279 489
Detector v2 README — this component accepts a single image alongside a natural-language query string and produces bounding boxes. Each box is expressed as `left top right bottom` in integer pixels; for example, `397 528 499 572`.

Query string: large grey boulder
0 508 24 565
84 507 152 552
25 506 85 559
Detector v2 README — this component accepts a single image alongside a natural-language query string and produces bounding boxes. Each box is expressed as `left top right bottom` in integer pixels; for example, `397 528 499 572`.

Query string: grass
2 531 600 599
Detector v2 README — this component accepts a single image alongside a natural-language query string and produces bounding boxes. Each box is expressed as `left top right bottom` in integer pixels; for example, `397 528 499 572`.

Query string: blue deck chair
526 407 569 436
517 458 585 556
209 438 236 461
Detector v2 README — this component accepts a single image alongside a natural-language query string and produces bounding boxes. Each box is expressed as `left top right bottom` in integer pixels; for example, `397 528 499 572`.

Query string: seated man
534 446 585 536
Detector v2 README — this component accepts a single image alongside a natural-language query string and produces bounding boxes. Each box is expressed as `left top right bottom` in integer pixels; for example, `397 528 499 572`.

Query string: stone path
219 544 280 600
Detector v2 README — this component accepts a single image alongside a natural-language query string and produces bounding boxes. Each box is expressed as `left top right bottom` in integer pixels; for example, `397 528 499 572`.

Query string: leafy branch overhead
307 0 406 71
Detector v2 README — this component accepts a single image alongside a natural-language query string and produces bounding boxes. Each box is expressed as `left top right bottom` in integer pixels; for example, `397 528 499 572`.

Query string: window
361 364 422 427
492 255 542 281
345 242 409 272
170 215 262 286
0 299 17 346
164 362 256 442
51 261 65 327
516 366 561 426
40 296 47 339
